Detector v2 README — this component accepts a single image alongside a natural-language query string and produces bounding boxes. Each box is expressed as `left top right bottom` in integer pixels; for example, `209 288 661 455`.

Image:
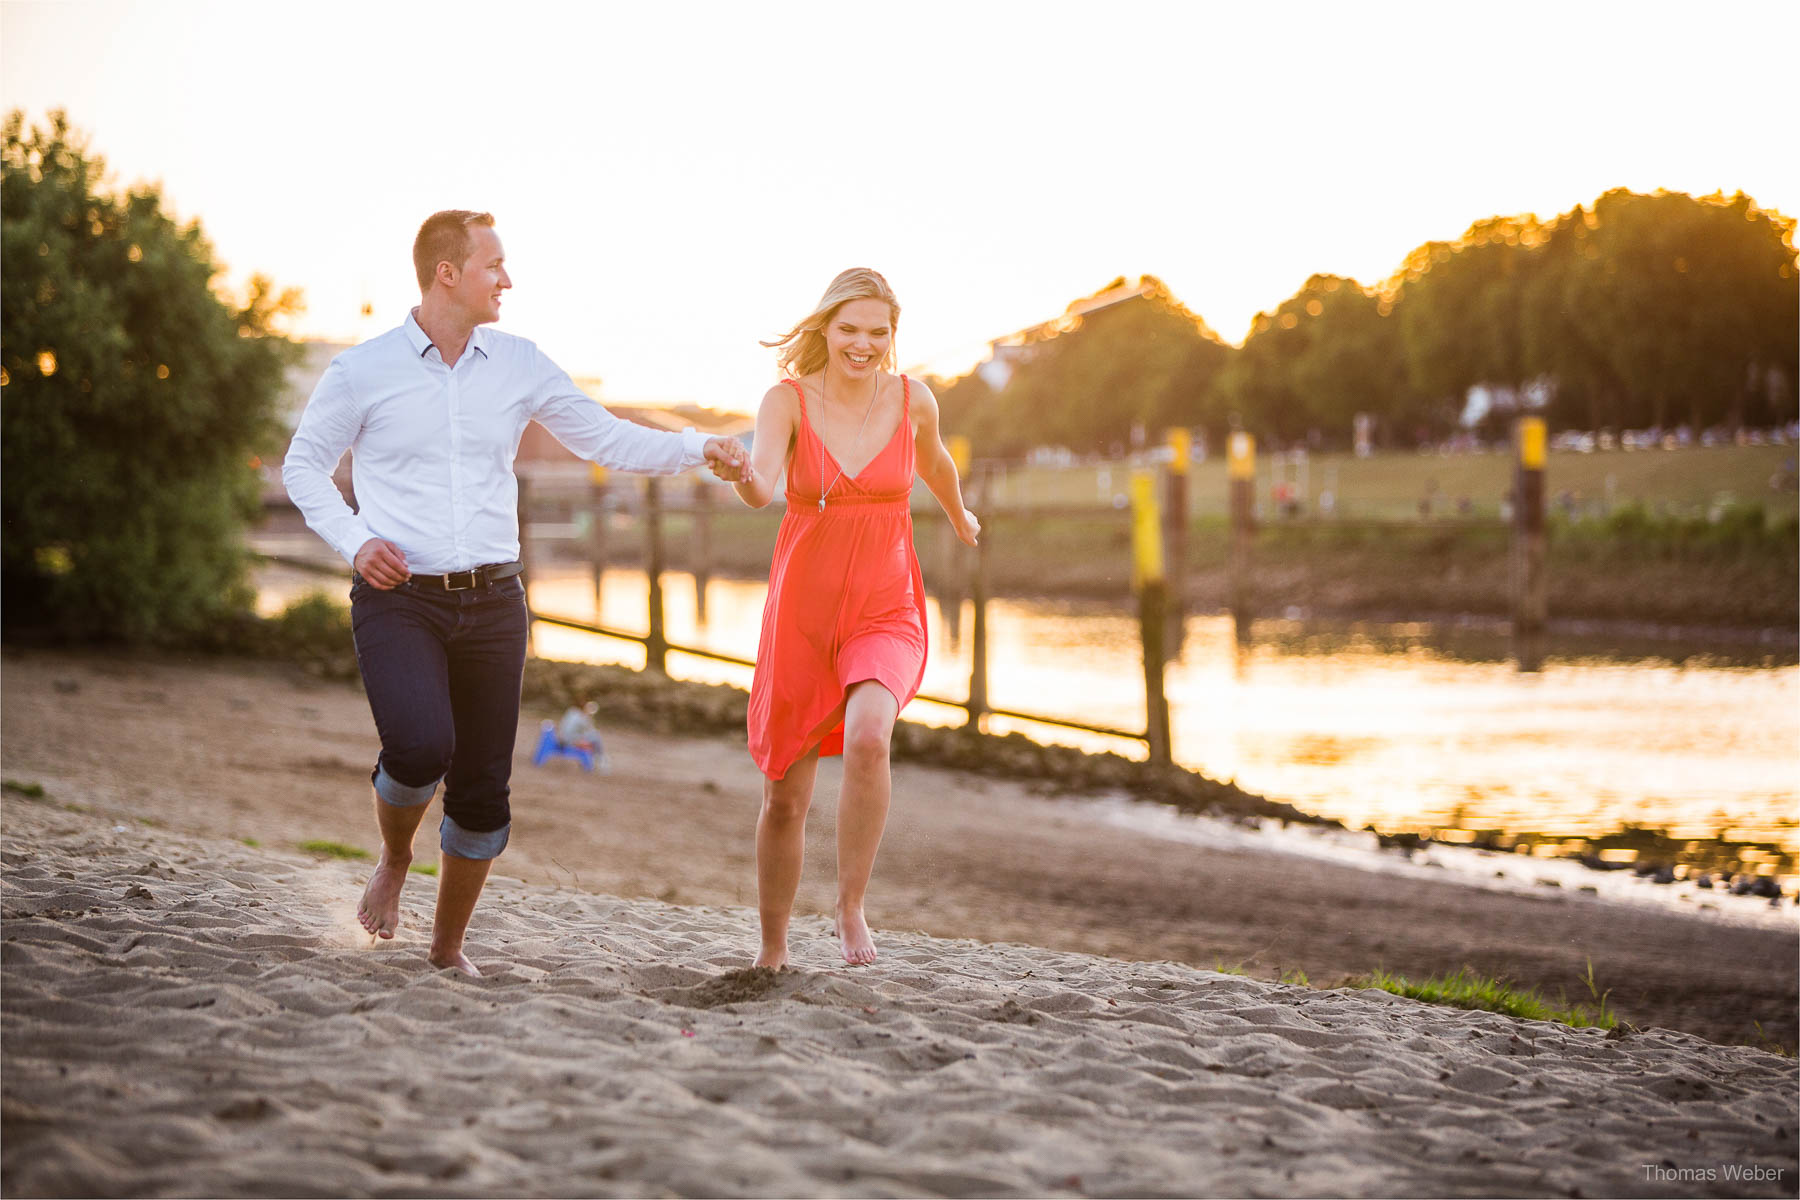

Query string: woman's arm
732 383 800 509
910 379 980 546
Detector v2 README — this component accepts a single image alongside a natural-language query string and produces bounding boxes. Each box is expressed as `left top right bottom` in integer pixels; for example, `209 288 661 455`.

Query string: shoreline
3 646 1794 1053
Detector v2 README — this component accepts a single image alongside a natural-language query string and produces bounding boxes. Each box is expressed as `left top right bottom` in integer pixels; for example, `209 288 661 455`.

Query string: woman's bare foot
836 904 877 965
754 940 788 969
357 852 411 939
427 948 481 977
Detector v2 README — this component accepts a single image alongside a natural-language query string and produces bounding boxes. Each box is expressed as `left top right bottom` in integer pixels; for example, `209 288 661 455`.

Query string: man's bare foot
427 948 481 977
836 904 877 965
357 852 411 939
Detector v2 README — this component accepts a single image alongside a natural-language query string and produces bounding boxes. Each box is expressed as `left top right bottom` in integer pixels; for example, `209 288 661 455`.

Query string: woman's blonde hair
762 268 900 378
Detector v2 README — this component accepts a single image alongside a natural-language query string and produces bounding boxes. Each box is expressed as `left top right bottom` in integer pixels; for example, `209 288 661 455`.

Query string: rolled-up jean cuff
372 763 438 808
441 814 509 860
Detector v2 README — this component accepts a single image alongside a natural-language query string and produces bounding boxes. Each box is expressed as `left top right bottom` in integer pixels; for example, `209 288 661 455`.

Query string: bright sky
5 0 1795 413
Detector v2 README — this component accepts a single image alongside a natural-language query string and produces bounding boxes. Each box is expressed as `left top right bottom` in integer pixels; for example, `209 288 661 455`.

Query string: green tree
990 277 1228 455
1218 274 1415 447
1550 189 1796 431
2 110 299 641
1390 215 1546 434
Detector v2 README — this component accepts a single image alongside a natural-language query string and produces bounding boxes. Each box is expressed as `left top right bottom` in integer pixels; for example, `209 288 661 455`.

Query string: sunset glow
4 0 1794 413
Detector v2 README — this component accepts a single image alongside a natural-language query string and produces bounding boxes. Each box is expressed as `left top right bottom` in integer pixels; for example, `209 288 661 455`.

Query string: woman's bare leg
754 750 820 968
836 681 899 965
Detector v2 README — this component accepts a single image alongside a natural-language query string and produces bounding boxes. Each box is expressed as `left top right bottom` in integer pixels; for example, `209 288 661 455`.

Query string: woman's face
822 298 892 380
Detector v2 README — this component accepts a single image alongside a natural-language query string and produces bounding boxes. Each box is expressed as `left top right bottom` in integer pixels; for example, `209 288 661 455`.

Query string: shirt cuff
331 519 380 568
680 428 711 470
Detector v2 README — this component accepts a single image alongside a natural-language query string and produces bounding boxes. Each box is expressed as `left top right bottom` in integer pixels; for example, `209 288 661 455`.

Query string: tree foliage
941 277 1228 457
939 190 1795 457
2 110 299 641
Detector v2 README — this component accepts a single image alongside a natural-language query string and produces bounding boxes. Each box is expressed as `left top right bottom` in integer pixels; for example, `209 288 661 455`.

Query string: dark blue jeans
349 573 529 860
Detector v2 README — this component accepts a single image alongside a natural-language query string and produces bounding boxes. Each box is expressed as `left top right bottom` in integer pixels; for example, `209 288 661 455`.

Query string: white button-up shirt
282 312 708 572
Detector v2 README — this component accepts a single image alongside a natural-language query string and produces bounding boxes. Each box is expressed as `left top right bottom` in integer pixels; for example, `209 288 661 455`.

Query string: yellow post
1519 416 1546 470
1163 430 1191 653
1131 470 1165 589
1227 431 1256 631
1512 416 1548 660
1228 431 1255 480
1167 428 1192 475
1131 470 1172 767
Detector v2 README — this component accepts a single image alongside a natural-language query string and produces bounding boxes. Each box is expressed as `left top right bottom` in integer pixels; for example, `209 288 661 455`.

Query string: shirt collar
403 308 489 361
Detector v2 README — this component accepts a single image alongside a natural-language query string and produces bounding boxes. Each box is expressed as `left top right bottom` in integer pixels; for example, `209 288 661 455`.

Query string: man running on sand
282 210 749 975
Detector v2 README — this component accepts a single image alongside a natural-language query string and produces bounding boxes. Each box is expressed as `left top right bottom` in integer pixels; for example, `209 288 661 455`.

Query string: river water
255 562 1800 863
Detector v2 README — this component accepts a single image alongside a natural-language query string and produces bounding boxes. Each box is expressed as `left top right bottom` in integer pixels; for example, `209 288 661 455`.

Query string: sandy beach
3 648 1798 1196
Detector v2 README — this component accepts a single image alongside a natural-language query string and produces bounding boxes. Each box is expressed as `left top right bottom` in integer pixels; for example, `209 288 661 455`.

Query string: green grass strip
1352 967 1616 1030
408 863 438 876
297 839 370 861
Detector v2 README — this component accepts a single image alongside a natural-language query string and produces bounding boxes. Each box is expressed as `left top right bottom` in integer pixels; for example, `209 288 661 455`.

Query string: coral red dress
748 376 929 780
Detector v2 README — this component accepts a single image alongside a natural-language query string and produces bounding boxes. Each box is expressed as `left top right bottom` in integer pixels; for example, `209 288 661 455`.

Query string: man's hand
353 538 410 589
704 436 753 484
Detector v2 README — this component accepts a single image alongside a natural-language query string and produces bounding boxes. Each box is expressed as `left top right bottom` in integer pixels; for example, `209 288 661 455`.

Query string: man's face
446 224 511 324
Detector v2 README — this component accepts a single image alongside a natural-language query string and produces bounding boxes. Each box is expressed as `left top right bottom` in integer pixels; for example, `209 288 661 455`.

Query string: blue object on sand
531 720 595 772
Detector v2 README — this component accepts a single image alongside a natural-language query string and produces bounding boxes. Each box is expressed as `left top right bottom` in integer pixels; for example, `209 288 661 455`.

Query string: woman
731 268 979 967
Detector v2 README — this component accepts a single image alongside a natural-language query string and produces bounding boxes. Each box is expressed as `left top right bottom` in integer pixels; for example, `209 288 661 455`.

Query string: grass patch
241 837 261 848
297 839 370 860
408 863 438 877
1352 965 1616 1031
3 779 46 799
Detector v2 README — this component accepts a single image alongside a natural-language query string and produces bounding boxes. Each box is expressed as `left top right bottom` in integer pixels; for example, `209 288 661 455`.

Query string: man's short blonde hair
413 210 496 292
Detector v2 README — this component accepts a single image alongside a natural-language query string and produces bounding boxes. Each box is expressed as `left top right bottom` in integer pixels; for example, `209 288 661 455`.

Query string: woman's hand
955 508 980 547
704 436 753 484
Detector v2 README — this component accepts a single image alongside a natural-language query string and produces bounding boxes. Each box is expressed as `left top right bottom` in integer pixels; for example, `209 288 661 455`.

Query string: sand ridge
3 798 1794 1199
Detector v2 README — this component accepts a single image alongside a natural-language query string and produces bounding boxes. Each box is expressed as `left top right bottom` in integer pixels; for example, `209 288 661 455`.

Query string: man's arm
281 359 381 565
530 350 731 475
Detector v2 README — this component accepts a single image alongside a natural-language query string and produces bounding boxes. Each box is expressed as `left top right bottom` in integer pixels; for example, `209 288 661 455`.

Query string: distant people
729 268 979 967
281 209 749 975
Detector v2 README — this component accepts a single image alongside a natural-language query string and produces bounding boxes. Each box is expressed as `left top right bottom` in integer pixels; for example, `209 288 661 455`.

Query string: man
282 210 749 975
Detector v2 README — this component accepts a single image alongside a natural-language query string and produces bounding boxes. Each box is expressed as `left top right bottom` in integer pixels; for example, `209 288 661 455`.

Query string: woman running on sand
730 268 979 967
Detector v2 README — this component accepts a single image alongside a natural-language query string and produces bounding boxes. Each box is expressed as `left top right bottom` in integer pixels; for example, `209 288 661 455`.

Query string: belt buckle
445 568 480 591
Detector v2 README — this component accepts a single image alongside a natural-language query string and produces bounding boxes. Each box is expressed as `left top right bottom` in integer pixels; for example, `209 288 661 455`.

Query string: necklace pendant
818 496 826 511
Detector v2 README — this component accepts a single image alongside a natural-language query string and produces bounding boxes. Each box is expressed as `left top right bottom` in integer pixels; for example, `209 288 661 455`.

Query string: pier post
1163 428 1191 656
966 463 991 729
587 464 608 614
691 474 713 625
1228 431 1256 637
644 477 668 675
1132 470 1173 769
1512 416 1547 669
938 435 972 645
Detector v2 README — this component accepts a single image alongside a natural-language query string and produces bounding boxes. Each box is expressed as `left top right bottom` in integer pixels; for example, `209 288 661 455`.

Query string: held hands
955 508 980 548
354 538 410 589
704 436 753 484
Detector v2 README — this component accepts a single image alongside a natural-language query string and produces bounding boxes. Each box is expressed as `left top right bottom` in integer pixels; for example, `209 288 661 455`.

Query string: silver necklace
817 371 881 511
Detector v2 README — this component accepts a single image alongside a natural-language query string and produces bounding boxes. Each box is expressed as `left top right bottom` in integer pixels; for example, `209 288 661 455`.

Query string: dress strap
900 373 910 417
784 376 808 424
